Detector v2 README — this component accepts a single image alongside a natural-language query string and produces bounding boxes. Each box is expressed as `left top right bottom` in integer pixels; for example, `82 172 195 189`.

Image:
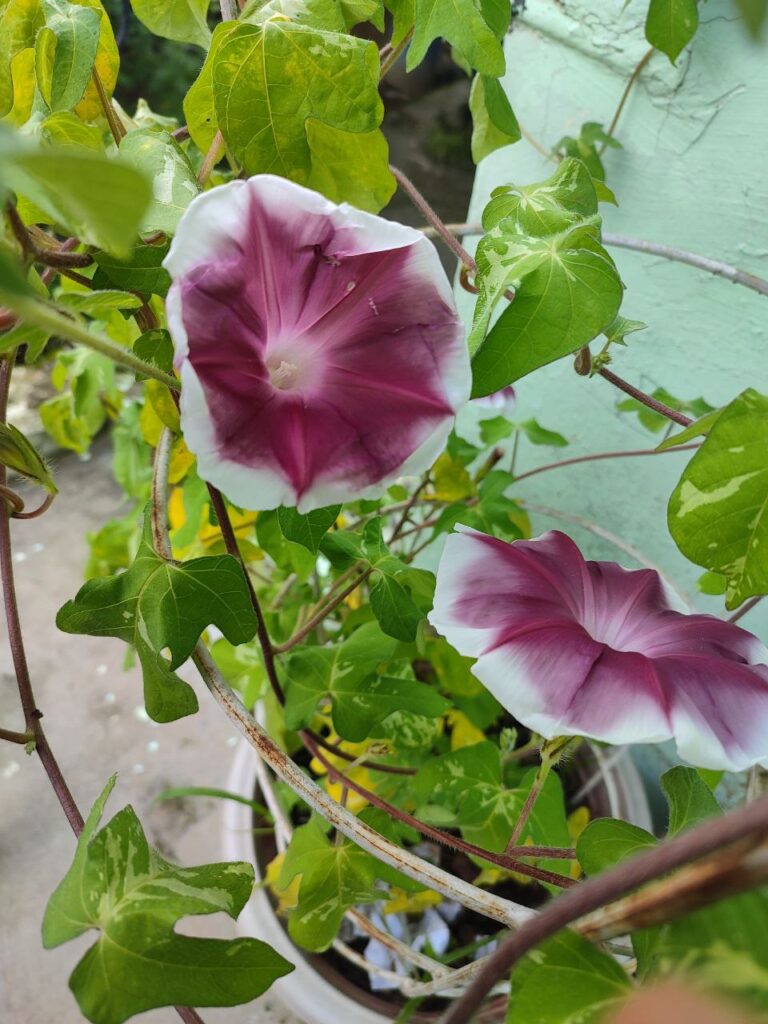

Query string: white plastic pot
223 737 652 1024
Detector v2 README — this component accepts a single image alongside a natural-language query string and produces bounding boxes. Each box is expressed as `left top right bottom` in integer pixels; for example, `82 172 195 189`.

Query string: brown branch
727 595 763 624
305 736 576 888
390 165 476 271
512 443 701 485
438 794 768 1024
579 837 768 941
597 367 693 426
601 47 655 150
6 206 92 269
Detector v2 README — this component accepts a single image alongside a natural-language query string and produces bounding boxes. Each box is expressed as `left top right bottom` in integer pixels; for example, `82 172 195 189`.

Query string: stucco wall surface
456 0 767 639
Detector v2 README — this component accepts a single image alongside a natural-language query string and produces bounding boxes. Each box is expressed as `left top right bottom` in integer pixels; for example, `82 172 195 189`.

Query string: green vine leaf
183 21 234 154
119 129 200 235
469 158 622 397
43 777 293 1024
278 817 381 950
414 740 571 857
210 19 394 210
129 0 212 49
284 621 448 739
92 243 171 299
277 504 341 554
469 74 520 163
56 510 258 721
667 388 768 609
369 570 423 641
554 121 621 183
507 931 632 1024
0 132 152 257
39 347 120 455
407 0 505 74
656 407 722 450
645 0 698 64
241 0 348 31
661 766 720 835
40 109 102 150
38 0 101 112
577 819 656 876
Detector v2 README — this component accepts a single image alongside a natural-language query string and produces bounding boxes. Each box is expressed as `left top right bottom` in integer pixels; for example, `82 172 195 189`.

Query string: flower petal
165 176 469 511
468 628 673 745
430 526 768 769
658 654 768 771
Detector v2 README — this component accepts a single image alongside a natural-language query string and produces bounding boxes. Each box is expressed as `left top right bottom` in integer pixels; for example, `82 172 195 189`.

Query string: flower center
269 359 300 390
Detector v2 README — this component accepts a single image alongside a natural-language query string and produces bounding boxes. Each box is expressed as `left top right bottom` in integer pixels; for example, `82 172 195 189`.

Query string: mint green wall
455 0 767 639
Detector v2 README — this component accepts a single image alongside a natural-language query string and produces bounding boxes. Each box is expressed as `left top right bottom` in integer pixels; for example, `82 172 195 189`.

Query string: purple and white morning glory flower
429 527 768 771
164 175 469 512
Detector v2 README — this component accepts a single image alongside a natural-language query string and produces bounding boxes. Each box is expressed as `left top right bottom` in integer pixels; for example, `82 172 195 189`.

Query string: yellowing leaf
431 453 474 501
265 853 300 913
310 744 374 813
145 380 180 432
3 47 35 125
446 709 486 750
138 390 165 446
168 437 194 484
567 805 590 879
383 886 442 915
73 0 119 123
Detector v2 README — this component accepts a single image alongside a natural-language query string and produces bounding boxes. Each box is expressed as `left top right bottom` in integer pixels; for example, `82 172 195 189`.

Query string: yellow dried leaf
446 709 486 750
265 852 300 914
383 887 442 915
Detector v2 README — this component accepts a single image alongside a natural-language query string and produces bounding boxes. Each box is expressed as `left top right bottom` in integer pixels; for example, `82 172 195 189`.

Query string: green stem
3 296 179 391
380 29 414 79
0 725 34 745
505 737 572 853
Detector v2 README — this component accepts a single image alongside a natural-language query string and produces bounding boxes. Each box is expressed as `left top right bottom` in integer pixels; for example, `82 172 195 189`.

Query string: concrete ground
0 441 301 1024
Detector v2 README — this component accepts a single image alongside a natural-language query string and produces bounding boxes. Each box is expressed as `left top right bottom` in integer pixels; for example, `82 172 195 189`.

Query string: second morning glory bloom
429 527 768 771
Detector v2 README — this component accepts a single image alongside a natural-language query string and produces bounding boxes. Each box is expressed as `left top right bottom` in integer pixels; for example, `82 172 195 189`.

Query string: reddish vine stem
12 491 56 520
0 420 206 1024
512 442 701 485
0 358 84 836
202 486 575 879
600 47 654 151
305 737 576 887
440 794 768 1024
206 484 286 703
304 729 417 776
6 205 92 269
389 165 477 271
273 569 371 653
597 367 694 426
728 595 763 624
